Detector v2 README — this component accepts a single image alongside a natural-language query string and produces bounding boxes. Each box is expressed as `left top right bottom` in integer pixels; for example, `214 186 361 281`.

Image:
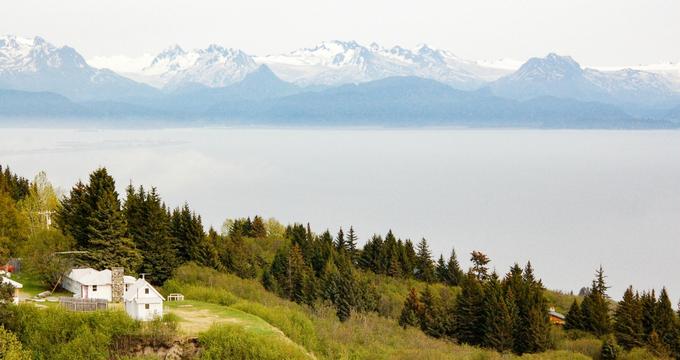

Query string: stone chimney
111 267 124 303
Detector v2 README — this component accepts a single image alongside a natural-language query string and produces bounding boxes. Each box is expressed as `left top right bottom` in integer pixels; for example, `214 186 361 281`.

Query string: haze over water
2 127 679 300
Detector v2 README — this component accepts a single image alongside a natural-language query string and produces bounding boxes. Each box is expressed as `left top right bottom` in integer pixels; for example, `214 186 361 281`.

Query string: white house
1 276 23 304
124 278 165 321
62 268 136 302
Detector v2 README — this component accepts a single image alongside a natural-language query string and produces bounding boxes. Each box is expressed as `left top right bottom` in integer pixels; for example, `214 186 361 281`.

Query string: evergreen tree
419 286 446 338
446 248 464 286
125 186 178 284
55 180 90 248
613 286 643 350
600 335 620 360
582 266 611 336
335 227 346 252
399 288 423 328
170 204 205 263
414 238 435 282
251 215 267 238
435 255 448 283
655 288 678 355
564 299 584 331
453 273 485 345
482 274 514 352
83 169 141 271
346 226 358 262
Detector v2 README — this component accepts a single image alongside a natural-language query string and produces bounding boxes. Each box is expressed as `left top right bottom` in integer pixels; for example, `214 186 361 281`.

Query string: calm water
1 127 679 300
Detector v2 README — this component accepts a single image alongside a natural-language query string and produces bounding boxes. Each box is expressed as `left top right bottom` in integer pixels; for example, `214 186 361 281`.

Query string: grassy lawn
166 300 291 337
10 272 72 299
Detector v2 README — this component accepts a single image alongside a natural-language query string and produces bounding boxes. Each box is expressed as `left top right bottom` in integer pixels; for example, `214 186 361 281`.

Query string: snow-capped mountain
255 40 510 89
0 35 156 101
491 53 679 106
139 45 259 89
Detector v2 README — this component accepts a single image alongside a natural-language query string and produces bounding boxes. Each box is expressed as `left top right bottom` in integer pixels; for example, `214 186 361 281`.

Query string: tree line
564 267 680 358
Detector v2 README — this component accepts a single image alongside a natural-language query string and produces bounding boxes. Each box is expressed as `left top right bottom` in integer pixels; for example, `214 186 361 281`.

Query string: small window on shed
144 288 149 294
92 285 98 292
145 304 150 310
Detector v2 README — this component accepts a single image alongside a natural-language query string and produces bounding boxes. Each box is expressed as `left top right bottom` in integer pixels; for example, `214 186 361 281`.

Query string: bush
199 324 311 360
0 325 31 360
7 305 138 359
554 336 602 359
618 347 658 360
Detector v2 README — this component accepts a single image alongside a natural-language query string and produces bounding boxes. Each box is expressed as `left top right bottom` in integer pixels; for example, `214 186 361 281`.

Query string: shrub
554 336 602 359
0 325 31 360
199 324 311 360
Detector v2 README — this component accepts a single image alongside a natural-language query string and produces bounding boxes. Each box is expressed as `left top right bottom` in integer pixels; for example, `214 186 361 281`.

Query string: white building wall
83 284 112 301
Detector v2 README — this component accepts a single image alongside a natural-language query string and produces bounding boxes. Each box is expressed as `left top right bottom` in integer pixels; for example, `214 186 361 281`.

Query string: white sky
2 0 680 67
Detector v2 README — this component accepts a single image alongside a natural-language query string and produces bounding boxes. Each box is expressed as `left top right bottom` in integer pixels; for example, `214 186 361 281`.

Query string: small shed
548 307 566 326
1 276 23 304
124 278 165 321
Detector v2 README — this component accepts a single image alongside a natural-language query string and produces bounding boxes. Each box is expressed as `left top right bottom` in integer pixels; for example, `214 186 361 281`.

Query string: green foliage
581 266 611 336
399 288 422 328
125 186 178 284
199 323 312 360
19 229 74 289
601 335 621 360
614 287 643 350
0 325 31 360
564 299 584 331
5 305 138 360
0 166 30 202
0 191 29 262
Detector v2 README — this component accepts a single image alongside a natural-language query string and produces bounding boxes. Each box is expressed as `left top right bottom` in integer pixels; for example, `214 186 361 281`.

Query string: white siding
83 284 112 301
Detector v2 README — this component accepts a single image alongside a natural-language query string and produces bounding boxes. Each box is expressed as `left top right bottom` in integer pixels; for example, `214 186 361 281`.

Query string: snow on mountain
0 34 156 101
255 40 510 89
491 53 679 106
138 45 258 89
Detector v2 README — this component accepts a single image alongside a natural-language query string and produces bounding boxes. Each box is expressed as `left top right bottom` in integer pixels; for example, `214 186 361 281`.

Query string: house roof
549 310 565 320
66 268 136 286
1 276 22 289
124 278 165 302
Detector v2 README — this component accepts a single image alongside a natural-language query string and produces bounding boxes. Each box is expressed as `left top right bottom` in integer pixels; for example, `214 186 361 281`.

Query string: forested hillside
0 165 678 359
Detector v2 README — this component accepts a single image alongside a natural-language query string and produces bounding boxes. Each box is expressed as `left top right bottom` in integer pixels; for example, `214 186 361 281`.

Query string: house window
125 284 129 291
92 285 97 292
144 288 149 294
145 304 150 309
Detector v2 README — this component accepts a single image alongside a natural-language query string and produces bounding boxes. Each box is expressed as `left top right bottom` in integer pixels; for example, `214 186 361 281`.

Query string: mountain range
1 35 680 128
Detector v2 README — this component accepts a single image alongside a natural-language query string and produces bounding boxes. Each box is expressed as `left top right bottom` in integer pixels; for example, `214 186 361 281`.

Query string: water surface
1 127 679 299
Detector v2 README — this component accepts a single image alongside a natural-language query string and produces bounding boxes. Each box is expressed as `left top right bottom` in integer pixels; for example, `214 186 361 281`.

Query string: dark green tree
414 238 435 282
564 299 584 331
399 288 423 328
613 286 643 350
251 215 267 238
600 335 620 360
435 255 448 283
446 248 464 286
482 274 514 352
454 273 485 346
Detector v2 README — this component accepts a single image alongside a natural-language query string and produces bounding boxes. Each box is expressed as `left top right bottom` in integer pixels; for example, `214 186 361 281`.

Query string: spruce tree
613 286 643 350
444 248 463 286
583 266 611 336
399 288 423 328
453 273 485 346
655 288 678 354
82 169 141 271
600 335 620 360
482 274 514 352
346 226 358 262
435 255 448 283
335 227 346 252
415 238 435 282
564 299 584 331
251 215 267 238
420 286 446 338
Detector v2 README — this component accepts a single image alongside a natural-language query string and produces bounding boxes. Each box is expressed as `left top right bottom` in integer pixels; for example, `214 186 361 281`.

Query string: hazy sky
2 0 679 66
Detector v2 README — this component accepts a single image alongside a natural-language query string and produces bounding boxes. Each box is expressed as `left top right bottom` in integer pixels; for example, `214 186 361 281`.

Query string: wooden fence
59 297 108 311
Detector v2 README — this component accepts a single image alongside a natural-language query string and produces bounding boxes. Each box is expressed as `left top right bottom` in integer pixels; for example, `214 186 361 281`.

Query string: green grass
10 272 71 298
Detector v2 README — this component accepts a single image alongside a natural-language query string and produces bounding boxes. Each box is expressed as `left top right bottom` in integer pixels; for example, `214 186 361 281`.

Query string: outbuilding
1 276 23 304
124 278 165 321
